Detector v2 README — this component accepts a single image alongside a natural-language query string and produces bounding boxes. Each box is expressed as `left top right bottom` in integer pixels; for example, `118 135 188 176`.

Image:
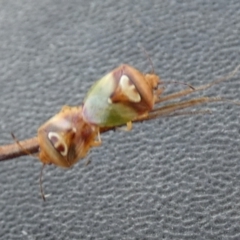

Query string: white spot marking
48 132 68 156
119 75 141 102
108 98 113 104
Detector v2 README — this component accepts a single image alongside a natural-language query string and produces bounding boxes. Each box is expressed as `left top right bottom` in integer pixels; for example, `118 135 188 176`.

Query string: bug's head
145 73 160 90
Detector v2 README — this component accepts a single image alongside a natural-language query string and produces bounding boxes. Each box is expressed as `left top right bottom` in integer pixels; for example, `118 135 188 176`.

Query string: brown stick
0 137 39 161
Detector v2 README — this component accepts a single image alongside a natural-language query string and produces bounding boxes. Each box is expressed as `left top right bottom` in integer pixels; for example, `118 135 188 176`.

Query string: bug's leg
153 97 240 119
12 131 52 201
90 141 101 147
11 133 38 158
154 87 165 102
155 88 195 104
60 105 72 112
166 109 212 117
85 131 101 165
40 164 46 201
156 64 240 104
85 158 92 166
120 121 133 131
91 130 102 147
113 121 133 132
134 96 240 122
155 87 165 96
126 121 132 131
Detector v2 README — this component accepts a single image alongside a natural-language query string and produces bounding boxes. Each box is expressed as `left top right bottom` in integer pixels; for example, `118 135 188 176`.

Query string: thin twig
0 137 39 161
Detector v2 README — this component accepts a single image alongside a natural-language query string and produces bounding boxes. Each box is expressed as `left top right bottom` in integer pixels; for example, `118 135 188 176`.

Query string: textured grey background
0 0 240 239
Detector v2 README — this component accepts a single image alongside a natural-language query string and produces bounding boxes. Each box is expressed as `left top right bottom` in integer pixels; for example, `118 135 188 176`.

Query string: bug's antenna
11 133 36 158
159 80 195 90
11 133 47 201
138 44 195 90
138 44 155 74
40 164 46 201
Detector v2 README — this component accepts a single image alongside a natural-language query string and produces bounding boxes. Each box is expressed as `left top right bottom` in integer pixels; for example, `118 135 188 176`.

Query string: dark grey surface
0 0 240 239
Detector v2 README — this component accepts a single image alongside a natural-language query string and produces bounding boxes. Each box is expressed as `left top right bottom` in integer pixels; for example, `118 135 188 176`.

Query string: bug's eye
48 132 68 156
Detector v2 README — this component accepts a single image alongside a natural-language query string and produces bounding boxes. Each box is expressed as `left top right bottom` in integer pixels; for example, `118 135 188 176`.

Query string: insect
82 64 161 128
38 105 101 168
